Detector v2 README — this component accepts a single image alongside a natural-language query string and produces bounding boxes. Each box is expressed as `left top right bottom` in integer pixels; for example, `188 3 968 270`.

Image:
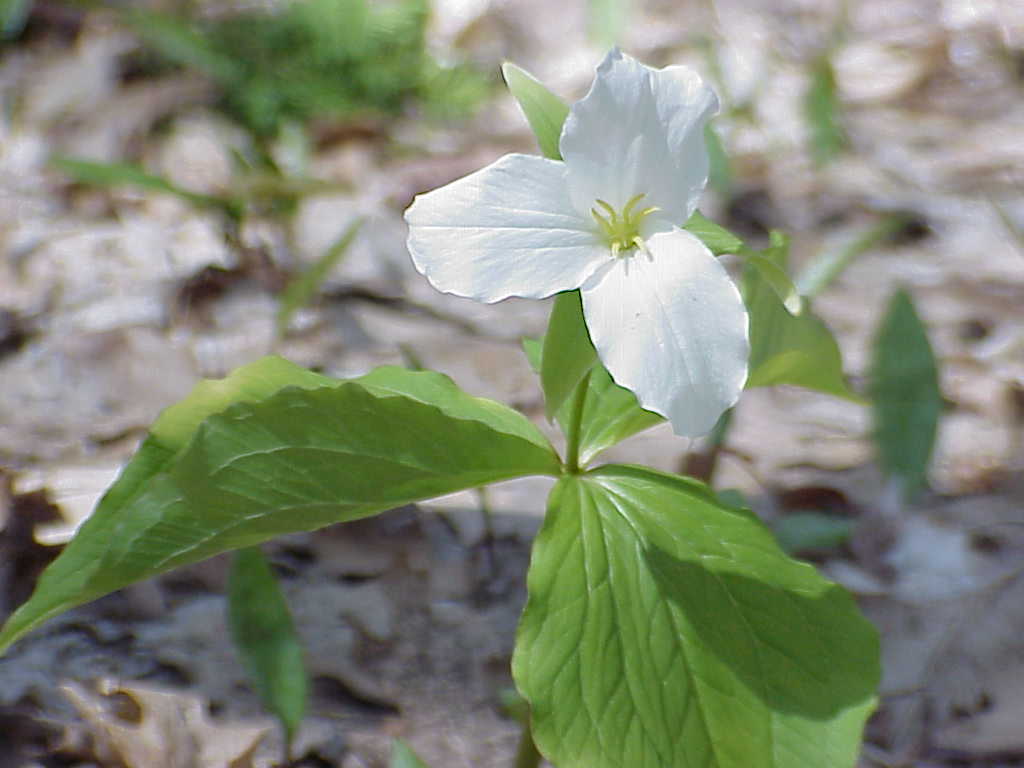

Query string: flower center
591 193 659 258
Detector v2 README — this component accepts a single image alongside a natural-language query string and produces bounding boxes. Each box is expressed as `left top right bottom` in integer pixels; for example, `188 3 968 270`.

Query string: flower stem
564 371 591 474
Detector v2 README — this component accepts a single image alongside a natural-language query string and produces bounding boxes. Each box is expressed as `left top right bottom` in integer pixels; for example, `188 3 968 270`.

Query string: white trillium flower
404 49 749 437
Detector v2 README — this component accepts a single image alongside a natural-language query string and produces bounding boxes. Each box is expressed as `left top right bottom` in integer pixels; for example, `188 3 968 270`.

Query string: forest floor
1 0 1023 766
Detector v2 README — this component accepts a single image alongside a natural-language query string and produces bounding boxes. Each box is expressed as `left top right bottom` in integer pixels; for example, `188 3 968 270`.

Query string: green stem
564 371 591 474
513 719 542 768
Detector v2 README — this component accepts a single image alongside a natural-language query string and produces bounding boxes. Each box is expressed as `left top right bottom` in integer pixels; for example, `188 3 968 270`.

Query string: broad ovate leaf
0 362 559 653
95 355 334 525
514 465 879 768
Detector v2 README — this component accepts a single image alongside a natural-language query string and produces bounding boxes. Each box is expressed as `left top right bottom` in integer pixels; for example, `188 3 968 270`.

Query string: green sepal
502 61 569 161
683 210 744 255
744 232 860 400
541 291 598 420
524 339 663 466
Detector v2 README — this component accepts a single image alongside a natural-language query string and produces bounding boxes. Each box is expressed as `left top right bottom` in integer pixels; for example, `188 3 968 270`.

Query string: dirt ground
1 0 1023 766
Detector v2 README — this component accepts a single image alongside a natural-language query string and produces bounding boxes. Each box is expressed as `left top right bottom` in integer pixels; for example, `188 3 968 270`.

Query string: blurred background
0 0 1022 766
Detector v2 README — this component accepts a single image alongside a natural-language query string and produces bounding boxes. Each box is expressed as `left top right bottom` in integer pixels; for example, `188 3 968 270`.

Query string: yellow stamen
590 193 659 258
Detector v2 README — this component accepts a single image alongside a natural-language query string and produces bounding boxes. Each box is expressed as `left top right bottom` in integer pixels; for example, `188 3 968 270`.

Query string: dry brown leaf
61 679 269 768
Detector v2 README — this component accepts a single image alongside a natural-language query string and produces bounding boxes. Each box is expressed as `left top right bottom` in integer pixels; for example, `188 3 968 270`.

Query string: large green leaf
541 291 598 420
524 340 663 466
744 233 859 399
514 466 879 768
869 288 941 497
502 62 569 161
0 361 559 653
228 547 307 747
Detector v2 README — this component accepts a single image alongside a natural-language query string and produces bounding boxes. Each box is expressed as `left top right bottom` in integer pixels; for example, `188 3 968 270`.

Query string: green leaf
795 214 911 299
52 156 231 214
84 357 335 543
501 62 569 161
773 513 854 554
151 356 335 452
571 365 664 464
125 9 244 85
514 465 879 768
683 210 744 256
684 213 801 314
276 217 363 334
804 54 846 167
228 547 307 747
127 1 482 137
541 291 598 420
1 0 31 40
745 233 859 400
0 362 559 653
390 739 432 768
869 288 941 497
524 339 663 465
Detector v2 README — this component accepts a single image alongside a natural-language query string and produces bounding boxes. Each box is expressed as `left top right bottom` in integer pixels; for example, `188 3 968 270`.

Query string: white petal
405 153 607 303
560 49 719 229
580 229 748 437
